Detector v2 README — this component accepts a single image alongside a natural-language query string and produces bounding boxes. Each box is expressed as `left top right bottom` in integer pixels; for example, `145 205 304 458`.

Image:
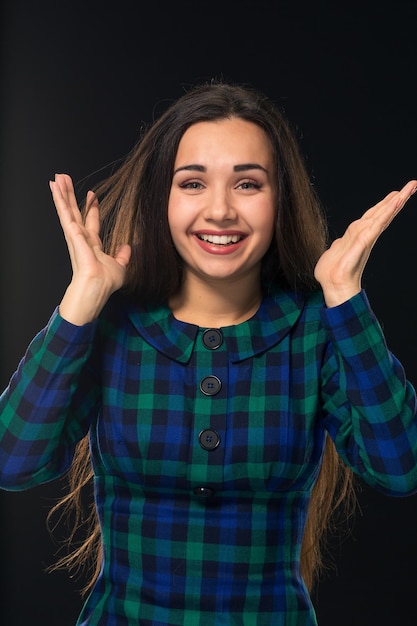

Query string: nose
203 188 237 222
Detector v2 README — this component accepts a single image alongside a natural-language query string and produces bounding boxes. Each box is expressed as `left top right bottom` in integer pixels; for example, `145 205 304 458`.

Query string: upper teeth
199 234 241 244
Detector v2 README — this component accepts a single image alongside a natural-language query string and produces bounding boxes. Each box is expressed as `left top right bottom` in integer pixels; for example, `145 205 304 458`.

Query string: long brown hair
47 80 356 594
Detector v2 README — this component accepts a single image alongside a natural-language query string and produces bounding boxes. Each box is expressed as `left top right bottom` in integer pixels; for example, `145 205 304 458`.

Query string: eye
179 180 204 190
236 180 262 190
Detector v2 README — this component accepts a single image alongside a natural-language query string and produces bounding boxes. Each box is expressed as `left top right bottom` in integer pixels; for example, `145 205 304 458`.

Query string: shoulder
265 286 325 323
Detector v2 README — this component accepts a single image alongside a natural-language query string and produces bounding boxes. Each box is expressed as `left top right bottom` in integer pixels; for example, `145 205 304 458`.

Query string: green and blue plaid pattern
1 289 416 625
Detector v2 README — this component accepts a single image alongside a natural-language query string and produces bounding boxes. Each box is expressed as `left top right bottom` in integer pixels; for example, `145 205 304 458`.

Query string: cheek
167 197 182 237
256 207 276 244
167 201 191 255
168 192 198 237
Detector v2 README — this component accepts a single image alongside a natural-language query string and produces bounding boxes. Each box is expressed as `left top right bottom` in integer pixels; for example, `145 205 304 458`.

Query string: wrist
321 285 362 308
59 278 111 325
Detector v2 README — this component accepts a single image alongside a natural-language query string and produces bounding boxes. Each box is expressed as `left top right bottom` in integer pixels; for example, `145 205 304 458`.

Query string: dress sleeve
320 290 417 496
0 308 101 490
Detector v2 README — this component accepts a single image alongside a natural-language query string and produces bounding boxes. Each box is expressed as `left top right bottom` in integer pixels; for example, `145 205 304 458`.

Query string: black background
1 1 417 624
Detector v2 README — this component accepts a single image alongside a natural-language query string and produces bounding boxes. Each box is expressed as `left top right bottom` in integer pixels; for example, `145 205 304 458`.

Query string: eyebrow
173 163 269 175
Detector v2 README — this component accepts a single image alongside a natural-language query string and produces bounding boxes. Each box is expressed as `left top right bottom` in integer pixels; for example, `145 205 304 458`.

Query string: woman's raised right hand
50 173 131 325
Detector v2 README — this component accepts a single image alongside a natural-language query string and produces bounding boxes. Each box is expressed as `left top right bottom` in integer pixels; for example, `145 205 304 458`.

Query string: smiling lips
193 232 247 256
196 233 245 246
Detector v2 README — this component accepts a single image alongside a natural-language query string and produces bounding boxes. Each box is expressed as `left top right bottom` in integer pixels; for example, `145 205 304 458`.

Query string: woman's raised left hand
314 179 417 307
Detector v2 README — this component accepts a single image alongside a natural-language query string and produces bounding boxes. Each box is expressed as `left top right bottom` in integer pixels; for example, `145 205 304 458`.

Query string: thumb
114 244 131 268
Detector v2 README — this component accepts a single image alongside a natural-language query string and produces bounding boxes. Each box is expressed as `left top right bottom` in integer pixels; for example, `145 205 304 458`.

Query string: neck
169 273 263 327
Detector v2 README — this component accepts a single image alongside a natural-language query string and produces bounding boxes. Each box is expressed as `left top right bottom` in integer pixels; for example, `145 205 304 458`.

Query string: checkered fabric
1 289 416 625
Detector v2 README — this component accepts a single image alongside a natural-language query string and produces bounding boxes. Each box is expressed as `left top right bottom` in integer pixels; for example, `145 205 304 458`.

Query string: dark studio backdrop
1 1 417 624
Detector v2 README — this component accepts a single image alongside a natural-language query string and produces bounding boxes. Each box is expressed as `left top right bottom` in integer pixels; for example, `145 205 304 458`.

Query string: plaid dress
1 288 416 625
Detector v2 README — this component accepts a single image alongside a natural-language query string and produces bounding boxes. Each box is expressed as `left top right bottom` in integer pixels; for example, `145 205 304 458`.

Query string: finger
49 178 78 230
50 179 90 259
378 180 417 232
392 179 417 211
53 173 84 226
364 179 417 220
353 180 416 241
84 191 101 236
114 244 131 269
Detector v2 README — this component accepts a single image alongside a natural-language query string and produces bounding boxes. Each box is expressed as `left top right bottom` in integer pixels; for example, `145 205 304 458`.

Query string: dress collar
126 289 306 364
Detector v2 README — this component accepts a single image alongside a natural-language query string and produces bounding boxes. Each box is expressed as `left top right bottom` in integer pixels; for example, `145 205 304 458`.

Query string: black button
202 328 223 350
199 428 221 451
200 375 222 396
193 486 215 497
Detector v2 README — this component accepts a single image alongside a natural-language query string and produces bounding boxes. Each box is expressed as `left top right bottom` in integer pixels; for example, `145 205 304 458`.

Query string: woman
1 81 416 625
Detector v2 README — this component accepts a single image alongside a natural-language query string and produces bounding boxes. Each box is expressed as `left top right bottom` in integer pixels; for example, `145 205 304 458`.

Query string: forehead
175 118 273 163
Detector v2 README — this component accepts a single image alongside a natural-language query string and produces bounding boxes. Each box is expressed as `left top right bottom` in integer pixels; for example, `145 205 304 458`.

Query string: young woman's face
168 118 276 288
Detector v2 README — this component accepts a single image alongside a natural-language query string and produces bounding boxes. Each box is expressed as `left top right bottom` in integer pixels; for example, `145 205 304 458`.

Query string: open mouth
196 233 244 246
